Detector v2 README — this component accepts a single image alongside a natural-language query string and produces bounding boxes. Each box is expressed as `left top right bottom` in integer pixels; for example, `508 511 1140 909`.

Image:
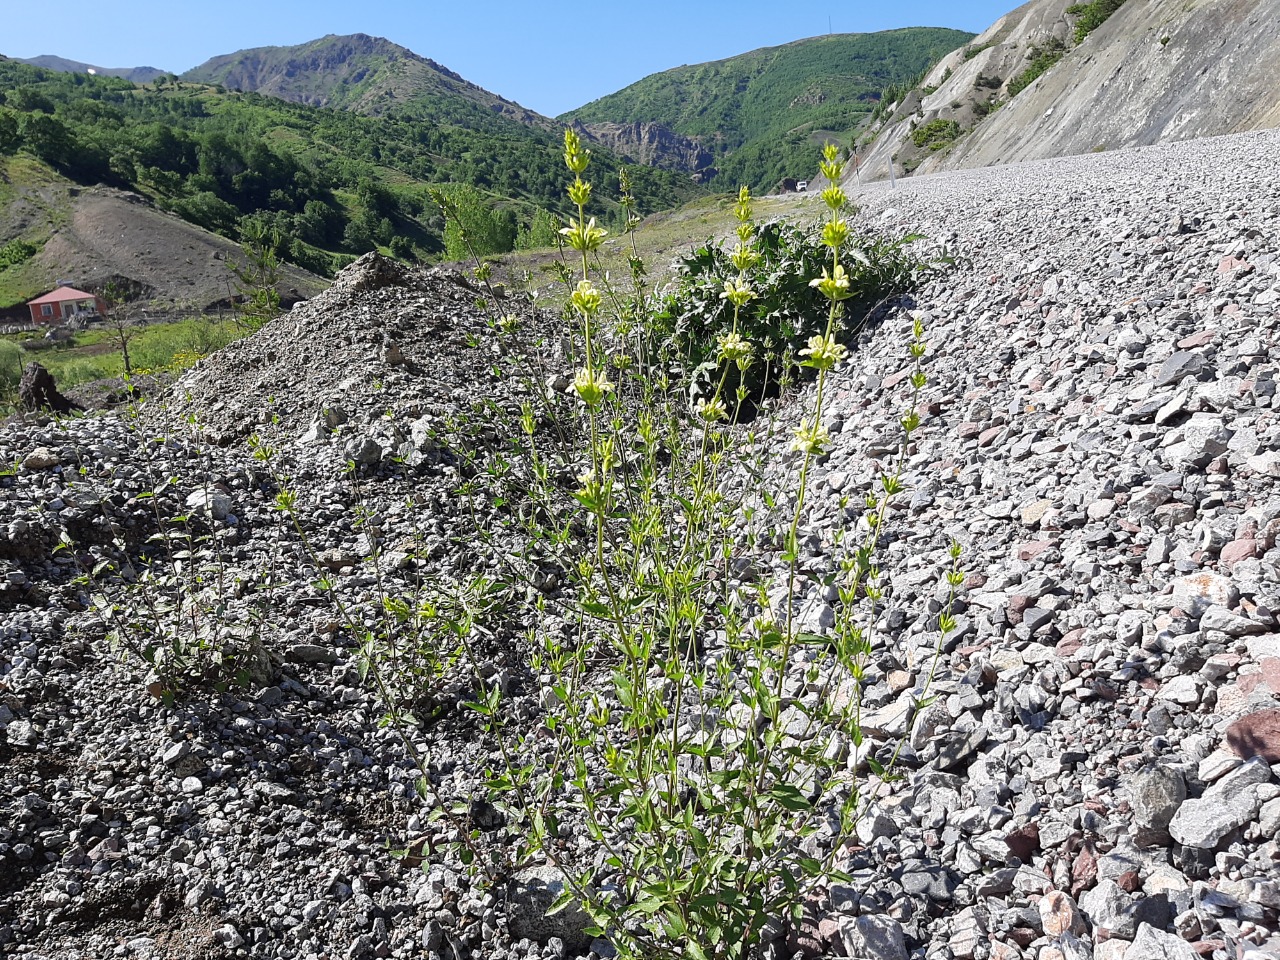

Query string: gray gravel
3 126 1280 960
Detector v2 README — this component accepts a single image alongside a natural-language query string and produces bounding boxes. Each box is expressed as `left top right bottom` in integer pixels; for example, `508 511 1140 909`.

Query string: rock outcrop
17 362 79 414
854 0 1280 183
576 120 716 177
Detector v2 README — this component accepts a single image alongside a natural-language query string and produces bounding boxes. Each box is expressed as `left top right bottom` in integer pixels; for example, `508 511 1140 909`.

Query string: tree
433 184 516 261
10 86 56 114
102 282 138 383
388 235 414 261
20 113 73 165
516 207 560 250
0 110 19 155
342 218 377 254
229 219 282 330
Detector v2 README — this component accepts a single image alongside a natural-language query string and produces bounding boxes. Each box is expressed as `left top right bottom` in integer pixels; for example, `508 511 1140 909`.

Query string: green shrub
1007 39 1067 96
516 207 561 250
432 183 518 260
911 117 962 150
0 238 39 270
649 218 945 404
0 339 26 397
1067 0 1128 43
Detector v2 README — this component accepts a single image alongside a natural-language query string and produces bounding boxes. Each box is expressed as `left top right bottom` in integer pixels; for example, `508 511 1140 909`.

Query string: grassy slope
562 28 973 189
0 155 76 307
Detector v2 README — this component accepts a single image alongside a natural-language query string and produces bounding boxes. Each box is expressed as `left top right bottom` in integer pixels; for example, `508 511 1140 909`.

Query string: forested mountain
562 28 973 190
0 57 703 297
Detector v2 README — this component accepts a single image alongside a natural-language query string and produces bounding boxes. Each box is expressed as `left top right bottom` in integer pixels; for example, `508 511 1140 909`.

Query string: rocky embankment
856 0 1280 183
2 127 1280 960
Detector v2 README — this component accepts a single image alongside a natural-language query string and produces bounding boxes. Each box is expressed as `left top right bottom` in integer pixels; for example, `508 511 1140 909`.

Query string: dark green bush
649 219 946 402
1067 0 1128 43
0 238 39 270
911 118 962 150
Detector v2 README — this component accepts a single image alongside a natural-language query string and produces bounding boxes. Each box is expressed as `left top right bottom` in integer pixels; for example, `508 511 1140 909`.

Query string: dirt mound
27 186 326 312
148 254 556 447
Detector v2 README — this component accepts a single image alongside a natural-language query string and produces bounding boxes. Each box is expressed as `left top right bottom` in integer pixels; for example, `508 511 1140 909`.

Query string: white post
888 159 896 190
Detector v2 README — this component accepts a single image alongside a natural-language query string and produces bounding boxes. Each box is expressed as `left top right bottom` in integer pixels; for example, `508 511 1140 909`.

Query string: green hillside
0 58 704 285
563 28 974 189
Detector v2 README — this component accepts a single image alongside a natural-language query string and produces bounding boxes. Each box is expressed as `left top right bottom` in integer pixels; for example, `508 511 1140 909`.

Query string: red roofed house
27 287 107 326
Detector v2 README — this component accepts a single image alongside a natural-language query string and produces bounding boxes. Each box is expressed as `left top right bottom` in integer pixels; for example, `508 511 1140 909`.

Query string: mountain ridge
181 33 552 129
16 54 166 84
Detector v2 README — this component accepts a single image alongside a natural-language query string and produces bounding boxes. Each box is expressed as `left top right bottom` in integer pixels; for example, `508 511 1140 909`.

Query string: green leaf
768 783 812 811
546 889 577 916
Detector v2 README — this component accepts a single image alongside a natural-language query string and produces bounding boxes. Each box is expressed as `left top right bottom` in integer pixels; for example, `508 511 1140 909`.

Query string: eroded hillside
855 0 1280 181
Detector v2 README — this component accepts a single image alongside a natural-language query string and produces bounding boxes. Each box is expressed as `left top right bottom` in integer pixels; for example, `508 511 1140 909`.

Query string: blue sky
3 1 1014 116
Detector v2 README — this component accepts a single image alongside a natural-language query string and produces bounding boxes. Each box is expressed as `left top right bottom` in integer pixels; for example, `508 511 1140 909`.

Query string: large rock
1169 573 1238 617
839 914 908 960
1164 414 1231 468
1079 880 1171 940
1040 891 1087 937
506 866 594 951
1225 708 1280 764
1126 765 1185 841
1124 923 1198 960
1168 758 1271 848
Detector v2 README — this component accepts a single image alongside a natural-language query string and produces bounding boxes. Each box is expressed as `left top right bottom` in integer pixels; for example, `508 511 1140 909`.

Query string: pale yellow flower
570 280 603 316
820 185 847 212
820 219 850 250
573 367 614 407
695 396 728 422
809 263 852 302
716 331 753 363
799 334 848 371
791 419 831 455
721 278 755 308
560 217 607 253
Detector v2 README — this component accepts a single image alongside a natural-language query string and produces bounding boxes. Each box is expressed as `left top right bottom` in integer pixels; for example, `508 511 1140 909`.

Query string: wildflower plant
425 134 962 960
73 405 276 702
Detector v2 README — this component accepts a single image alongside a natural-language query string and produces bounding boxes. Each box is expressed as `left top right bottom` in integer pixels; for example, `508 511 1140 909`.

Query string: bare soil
29 187 325 312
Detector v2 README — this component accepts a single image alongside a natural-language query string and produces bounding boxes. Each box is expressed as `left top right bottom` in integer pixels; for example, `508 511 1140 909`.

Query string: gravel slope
2 128 1280 960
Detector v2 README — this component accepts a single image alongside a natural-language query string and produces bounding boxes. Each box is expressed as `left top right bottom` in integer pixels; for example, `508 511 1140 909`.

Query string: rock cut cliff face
854 0 1280 183
574 121 717 177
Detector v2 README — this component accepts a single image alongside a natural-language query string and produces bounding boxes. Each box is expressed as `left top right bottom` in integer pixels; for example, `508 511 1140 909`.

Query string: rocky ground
2 126 1280 960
